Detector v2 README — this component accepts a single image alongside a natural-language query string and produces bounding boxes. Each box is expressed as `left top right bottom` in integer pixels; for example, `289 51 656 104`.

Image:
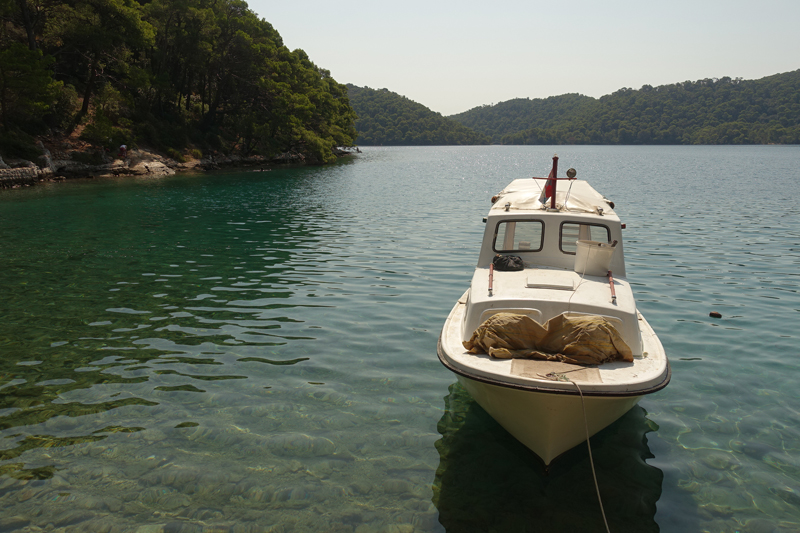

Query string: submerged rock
0 516 30 531
139 487 192 510
381 479 412 495
268 433 336 457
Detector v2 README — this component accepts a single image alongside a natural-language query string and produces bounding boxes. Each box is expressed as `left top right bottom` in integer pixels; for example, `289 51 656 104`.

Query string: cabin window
493 220 544 253
559 222 611 254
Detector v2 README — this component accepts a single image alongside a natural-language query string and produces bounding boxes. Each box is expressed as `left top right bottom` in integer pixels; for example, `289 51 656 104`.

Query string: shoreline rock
0 146 356 189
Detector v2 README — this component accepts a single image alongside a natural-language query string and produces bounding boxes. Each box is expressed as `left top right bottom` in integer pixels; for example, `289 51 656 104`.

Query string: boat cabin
462 178 644 355
476 179 624 273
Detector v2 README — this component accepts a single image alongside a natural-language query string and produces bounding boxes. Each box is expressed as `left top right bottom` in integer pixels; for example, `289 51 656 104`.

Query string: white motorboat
437 156 670 465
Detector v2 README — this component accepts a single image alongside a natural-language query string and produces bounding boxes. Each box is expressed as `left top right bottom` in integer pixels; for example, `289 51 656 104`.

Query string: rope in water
540 372 611 533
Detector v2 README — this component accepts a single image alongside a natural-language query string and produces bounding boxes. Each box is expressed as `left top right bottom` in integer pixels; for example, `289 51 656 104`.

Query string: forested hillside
451 71 800 145
346 85 488 146
449 94 596 143
0 0 356 163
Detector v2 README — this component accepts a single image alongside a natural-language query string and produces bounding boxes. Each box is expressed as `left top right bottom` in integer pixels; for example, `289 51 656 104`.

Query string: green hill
450 71 800 145
0 0 356 164
449 94 596 143
346 85 489 146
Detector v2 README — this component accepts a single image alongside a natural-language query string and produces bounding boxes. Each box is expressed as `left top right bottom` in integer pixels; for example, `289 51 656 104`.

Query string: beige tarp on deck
463 313 633 365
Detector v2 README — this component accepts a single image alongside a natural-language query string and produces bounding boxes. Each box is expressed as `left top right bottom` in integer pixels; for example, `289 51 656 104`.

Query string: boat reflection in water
432 383 669 533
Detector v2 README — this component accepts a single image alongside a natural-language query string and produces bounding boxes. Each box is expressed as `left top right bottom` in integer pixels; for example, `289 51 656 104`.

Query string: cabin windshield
493 220 544 252
560 222 611 254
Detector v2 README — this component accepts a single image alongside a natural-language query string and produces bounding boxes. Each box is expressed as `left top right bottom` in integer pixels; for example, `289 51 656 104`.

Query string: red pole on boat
548 155 559 209
488 264 494 296
607 270 617 304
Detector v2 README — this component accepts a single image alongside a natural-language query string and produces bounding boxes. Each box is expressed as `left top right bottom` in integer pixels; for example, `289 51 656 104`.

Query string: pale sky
249 0 800 116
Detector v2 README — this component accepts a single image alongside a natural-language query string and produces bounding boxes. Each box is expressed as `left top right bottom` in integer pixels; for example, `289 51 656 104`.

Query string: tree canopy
347 84 489 146
0 0 356 163
450 71 800 145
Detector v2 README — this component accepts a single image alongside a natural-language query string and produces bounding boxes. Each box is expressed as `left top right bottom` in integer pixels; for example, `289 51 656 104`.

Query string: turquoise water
1 145 799 532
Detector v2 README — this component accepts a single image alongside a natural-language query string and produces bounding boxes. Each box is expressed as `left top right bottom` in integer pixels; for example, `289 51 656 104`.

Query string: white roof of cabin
490 179 617 217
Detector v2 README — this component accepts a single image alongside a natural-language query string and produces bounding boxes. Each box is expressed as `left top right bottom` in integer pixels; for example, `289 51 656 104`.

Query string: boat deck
462 266 642 352
439 289 670 396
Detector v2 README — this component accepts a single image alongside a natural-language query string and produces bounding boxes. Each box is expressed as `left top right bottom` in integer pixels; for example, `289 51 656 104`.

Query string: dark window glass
493 220 544 252
560 222 611 254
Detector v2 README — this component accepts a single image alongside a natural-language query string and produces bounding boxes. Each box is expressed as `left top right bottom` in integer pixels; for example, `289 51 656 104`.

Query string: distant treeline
451 71 800 145
0 0 356 163
346 85 489 146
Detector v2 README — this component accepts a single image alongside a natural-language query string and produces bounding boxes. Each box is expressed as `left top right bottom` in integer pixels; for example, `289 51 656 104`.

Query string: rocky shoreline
0 142 356 189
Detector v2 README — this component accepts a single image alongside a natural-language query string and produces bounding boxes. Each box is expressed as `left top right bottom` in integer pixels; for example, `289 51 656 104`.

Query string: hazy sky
249 0 799 116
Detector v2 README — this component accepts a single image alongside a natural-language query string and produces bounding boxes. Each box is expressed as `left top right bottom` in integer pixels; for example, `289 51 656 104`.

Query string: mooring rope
539 372 611 533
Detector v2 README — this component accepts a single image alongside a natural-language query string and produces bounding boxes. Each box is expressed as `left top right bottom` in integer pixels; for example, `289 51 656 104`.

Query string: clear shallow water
0 145 799 532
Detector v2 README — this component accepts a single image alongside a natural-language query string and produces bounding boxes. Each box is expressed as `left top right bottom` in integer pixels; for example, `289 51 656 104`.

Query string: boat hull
456 374 641 465
437 292 668 465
